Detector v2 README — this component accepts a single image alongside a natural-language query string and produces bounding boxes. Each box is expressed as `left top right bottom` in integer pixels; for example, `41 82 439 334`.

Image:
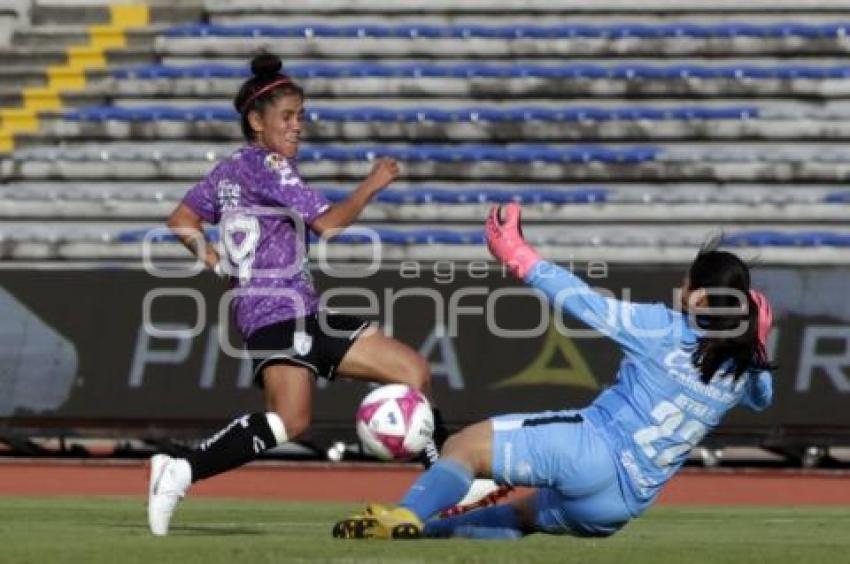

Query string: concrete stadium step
155 34 850 60
0 196 844 223
1 239 844 264
25 115 850 144
0 4 24 45
0 45 156 68
0 220 847 264
204 0 850 18
13 24 168 49
100 74 850 100
9 142 850 183
54 101 844 121
153 55 850 67
96 97 850 116
11 140 850 161
0 88 109 110
31 0 203 26
0 219 846 244
3 180 842 205
208 13 850 26
0 67 53 90
0 66 119 107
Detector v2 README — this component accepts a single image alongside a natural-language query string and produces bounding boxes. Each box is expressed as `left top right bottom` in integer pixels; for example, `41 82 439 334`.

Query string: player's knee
441 433 476 468
441 423 490 474
441 432 462 458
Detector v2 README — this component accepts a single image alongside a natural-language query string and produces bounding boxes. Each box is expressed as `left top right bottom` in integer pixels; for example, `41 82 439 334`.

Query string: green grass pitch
1 497 848 564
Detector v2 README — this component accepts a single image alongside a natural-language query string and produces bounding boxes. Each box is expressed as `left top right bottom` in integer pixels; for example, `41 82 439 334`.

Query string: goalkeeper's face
679 276 708 313
249 93 305 158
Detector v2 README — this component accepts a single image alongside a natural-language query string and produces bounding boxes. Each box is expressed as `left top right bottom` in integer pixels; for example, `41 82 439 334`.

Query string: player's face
251 93 305 158
680 276 708 312
679 277 689 310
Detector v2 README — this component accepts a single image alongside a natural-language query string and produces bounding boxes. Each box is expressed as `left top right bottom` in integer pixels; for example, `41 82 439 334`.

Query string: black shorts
245 312 371 387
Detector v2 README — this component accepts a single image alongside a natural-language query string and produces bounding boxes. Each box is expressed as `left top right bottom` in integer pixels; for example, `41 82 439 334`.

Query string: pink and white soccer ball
356 384 434 461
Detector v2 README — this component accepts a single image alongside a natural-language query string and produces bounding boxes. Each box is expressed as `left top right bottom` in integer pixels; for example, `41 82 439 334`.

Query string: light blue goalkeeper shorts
491 409 632 537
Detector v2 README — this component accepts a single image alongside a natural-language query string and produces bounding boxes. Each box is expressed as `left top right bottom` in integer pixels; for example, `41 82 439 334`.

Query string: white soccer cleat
440 479 514 518
147 454 192 536
458 479 502 507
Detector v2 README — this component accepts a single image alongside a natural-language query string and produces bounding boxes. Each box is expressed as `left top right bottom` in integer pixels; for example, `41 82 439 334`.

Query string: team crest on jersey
293 331 313 356
264 153 286 171
265 153 300 187
216 179 241 211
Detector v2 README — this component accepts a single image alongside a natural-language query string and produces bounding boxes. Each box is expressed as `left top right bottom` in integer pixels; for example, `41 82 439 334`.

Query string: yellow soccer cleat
332 504 423 540
332 505 377 539
368 504 423 539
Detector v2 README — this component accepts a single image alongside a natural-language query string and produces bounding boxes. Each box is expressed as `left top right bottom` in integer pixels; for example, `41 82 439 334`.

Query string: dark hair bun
251 52 282 78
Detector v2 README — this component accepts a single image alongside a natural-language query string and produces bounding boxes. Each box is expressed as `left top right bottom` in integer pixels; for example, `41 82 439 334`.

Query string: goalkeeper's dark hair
686 243 774 384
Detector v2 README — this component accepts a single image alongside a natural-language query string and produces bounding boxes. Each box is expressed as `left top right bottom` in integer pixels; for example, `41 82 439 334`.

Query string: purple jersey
182 144 330 339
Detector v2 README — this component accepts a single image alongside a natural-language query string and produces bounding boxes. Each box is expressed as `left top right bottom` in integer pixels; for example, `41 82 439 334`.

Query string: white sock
265 412 288 446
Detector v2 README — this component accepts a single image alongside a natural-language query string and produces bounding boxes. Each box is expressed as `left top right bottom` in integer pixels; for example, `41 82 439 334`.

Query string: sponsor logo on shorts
294 331 313 356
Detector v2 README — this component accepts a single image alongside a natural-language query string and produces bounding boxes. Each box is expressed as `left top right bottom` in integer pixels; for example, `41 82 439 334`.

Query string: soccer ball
356 384 434 461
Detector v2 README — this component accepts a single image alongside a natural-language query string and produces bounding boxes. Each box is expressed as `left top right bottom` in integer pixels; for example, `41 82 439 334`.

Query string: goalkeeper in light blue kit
334 202 774 540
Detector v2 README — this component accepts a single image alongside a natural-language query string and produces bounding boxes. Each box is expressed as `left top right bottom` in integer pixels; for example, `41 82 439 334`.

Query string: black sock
431 407 449 449
419 407 449 468
186 413 276 482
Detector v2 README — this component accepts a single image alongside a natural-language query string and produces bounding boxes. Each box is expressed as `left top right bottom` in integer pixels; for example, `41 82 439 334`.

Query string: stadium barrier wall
0 264 847 447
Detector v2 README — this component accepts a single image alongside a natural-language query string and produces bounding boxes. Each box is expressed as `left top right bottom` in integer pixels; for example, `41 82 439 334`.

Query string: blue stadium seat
292 144 660 164
116 227 850 248
723 231 850 247
50 144 645 164
824 191 850 204
163 22 850 40
65 104 760 124
116 228 221 244
320 187 609 205
111 63 850 82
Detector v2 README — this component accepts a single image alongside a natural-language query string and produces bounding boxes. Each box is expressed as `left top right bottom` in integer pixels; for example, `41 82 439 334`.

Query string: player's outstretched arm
485 203 602 319
167 203 223 274
485 203 667 353
312 158 399 236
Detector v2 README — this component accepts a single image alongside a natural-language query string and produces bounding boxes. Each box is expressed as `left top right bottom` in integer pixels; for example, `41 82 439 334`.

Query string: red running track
1 459 849 505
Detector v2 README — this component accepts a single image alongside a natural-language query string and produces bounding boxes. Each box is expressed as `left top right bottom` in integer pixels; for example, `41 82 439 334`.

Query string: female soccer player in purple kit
148 53 488 535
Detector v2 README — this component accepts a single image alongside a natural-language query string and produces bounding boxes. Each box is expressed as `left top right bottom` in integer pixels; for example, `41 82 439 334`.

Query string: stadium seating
0 0 848 263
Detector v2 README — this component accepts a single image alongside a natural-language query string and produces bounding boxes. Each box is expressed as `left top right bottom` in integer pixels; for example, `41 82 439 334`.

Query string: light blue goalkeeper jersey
526 261 773 517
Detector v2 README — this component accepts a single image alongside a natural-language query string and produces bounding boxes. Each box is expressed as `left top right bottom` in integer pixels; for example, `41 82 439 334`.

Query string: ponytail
687 250 775 383
691 289 771 383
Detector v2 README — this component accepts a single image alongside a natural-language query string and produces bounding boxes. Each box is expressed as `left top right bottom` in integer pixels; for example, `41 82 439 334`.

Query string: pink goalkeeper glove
485 203 541 280
749 289 773 349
